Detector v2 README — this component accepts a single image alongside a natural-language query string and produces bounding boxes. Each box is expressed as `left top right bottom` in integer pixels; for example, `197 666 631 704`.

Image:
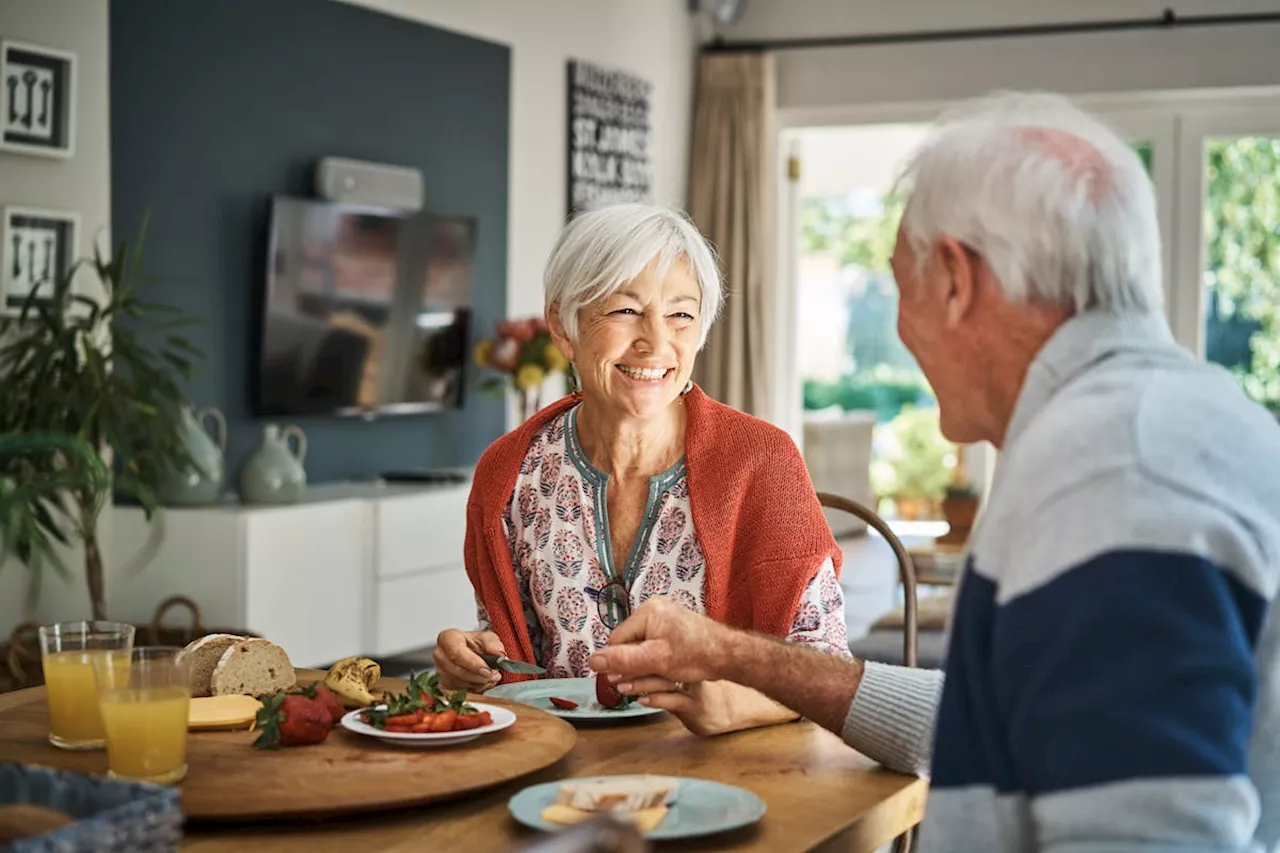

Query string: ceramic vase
237 424 307 505
516 386 541 423
155 405 227 506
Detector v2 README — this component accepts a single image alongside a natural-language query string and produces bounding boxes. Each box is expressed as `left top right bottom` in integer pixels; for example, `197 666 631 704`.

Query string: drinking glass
38 620 136 750
93 646 192 784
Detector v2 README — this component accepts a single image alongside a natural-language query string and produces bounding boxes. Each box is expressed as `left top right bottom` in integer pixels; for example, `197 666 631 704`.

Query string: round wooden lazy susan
0 675 577 821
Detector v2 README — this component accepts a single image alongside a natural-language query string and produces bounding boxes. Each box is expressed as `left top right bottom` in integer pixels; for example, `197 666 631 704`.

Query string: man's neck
984 305 1071 449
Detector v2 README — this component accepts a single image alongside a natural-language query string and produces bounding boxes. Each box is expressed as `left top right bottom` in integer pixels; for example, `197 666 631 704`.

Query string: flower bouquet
473 316 576 422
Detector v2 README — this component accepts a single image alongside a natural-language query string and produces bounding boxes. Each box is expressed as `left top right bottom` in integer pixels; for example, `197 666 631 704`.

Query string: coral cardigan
463 385 842 680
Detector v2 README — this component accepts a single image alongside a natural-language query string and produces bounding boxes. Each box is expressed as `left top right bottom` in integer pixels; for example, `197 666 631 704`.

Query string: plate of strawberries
340 671 516 747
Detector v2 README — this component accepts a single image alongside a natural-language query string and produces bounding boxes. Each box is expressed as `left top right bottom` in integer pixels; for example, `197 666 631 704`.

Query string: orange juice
98 685 191 783
43 649 129 749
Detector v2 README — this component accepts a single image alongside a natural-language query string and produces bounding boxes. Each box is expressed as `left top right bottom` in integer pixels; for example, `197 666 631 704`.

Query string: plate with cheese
508 774 766 840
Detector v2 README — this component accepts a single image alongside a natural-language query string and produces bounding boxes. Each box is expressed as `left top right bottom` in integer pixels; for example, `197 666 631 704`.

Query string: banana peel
324 656 382 708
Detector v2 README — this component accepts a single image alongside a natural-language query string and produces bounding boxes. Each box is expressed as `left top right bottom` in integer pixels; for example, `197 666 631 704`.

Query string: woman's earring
682 380 693 395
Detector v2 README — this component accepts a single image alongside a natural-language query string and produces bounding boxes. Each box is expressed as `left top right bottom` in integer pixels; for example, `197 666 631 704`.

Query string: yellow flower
544 345 569 372
472 339 494 368
516 364 545 391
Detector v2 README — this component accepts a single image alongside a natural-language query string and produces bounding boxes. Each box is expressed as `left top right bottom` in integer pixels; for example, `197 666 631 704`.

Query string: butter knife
480 652 546 676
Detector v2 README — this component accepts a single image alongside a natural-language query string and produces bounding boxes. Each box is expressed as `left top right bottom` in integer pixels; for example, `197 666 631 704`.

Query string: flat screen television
255 196 475 417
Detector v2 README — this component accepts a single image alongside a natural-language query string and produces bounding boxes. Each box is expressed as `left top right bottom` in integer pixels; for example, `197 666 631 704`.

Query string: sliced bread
176 633 243 698
209 638 296 698
554 775 678 814
540 803 669 835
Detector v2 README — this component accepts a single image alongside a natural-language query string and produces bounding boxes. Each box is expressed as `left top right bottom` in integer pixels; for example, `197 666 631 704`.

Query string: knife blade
480 652 546 675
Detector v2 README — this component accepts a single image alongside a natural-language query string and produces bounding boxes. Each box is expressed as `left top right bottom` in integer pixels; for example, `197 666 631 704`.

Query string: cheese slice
189 694 262 730
540 804 669 836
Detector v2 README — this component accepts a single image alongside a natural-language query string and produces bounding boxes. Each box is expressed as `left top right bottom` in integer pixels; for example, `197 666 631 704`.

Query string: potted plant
472 316 576 422
0 221 204 623
870 406 954 520
939 451 981 545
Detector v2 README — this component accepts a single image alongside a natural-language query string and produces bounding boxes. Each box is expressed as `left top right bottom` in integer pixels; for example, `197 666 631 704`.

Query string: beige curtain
688 52 776 418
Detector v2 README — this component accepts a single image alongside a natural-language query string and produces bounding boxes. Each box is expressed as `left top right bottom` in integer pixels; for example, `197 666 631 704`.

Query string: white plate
339 702 516 747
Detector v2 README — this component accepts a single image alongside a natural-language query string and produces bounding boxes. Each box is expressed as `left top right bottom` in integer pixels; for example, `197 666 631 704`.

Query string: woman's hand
615 677 798 737
642 679 736 736
434 629 506 692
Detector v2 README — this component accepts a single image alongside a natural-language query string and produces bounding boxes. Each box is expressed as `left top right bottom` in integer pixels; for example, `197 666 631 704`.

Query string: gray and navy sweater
842 312 1280 852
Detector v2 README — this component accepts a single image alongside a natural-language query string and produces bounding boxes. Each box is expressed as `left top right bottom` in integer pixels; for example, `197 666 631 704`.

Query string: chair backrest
818 492 919 669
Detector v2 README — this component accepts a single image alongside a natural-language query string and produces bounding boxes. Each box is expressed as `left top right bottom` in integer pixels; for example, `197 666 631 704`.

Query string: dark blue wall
110 0 509 483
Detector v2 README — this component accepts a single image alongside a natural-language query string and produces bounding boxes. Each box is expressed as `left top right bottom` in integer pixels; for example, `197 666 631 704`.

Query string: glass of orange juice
38 620 136 750
93 646 192 784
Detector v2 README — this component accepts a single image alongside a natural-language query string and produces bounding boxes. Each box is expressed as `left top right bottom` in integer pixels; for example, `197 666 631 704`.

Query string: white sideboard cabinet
110 480 477 668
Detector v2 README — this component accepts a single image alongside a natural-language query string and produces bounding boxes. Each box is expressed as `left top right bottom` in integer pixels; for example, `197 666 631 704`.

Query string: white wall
343 0 700 317
714 0 1280 110
0 0 112 634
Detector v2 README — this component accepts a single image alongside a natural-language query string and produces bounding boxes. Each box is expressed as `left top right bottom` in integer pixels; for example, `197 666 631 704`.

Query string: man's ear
547 304 576 363
936 236 977 328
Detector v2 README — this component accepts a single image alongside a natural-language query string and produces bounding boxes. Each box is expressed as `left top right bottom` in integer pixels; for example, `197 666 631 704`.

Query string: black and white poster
1 207 78 314
566 60 652 215
0 40 76 158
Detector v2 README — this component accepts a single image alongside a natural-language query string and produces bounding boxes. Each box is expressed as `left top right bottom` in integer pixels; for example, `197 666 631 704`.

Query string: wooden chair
818 491 920 853
819 492 919 669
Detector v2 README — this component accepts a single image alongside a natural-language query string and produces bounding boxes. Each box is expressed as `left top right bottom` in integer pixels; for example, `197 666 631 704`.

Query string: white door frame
1173 106 1280 357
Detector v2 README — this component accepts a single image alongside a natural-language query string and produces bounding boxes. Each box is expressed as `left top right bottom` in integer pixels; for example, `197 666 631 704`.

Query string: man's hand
588 598 734 687
592 596 869 740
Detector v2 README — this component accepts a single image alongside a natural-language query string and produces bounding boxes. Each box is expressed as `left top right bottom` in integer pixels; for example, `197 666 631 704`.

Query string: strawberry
430 709 459 733
549 697 578 710
253 692 331 749
595 673 634 710
299 683 346 728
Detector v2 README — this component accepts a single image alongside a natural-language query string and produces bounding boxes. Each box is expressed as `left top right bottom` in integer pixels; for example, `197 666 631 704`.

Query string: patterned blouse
476 406 850 678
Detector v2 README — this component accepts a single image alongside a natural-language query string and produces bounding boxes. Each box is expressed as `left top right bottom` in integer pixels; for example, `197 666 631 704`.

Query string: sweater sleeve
842 661 943 777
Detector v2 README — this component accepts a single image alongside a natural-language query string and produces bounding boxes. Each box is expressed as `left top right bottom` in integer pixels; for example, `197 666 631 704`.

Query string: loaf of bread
554 775 678 813
176 633 244 698
209 638 296 698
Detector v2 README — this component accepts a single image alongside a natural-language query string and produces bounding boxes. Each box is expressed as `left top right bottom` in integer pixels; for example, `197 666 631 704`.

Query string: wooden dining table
0 673 927 852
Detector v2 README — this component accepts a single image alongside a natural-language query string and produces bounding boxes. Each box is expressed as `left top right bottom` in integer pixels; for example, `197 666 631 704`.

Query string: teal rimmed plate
487 677 664 721
508 776 766 840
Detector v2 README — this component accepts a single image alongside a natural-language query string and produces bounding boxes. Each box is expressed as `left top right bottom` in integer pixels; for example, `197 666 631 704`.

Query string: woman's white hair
897 91 1163 314
543 202 723 349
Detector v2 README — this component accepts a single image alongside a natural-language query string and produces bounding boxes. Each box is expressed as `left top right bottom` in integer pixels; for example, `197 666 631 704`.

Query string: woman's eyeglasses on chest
584 580 631 629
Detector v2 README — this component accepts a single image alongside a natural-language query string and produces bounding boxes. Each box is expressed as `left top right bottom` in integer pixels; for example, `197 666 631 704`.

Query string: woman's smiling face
553 256 702 421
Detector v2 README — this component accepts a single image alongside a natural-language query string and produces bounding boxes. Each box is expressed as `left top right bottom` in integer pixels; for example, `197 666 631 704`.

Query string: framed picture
566 59 652 216
0 40 76 158
1 206 79 315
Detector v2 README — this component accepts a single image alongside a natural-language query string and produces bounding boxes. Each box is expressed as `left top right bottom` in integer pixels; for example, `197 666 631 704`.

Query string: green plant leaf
0 216 204 615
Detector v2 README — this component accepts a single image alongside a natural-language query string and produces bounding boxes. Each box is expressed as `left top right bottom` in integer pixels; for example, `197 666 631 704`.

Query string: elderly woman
436 203 849 736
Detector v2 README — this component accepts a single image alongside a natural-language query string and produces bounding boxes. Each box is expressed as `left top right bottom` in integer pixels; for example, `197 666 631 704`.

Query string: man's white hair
897 91 1163 314
544 202 723 349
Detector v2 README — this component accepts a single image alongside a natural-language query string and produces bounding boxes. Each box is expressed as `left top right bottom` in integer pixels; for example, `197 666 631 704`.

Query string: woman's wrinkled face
553 257 702 421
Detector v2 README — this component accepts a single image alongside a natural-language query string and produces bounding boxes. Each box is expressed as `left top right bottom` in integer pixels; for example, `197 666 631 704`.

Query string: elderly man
590 91 1280 852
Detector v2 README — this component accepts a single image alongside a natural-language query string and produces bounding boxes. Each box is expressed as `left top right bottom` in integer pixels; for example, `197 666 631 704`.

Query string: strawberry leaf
252 691 287 750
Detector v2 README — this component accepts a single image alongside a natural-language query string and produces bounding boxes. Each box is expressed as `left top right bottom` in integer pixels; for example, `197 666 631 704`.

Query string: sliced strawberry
549 696 579 710
430 709 459 733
